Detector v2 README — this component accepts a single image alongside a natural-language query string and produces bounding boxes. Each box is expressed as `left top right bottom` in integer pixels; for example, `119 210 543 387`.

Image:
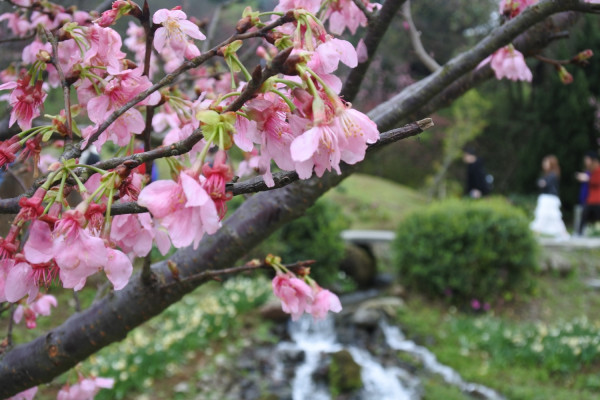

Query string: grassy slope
323 173 426 230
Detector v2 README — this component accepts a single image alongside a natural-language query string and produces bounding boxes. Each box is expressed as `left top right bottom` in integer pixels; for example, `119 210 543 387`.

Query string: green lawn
324 173 426 230
393 266 600 400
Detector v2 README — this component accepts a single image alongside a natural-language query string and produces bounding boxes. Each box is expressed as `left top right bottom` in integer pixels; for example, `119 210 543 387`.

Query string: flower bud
557 66 573 85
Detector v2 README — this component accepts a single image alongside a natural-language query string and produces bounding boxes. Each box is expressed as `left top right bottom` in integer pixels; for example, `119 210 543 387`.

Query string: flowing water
274 315 504 400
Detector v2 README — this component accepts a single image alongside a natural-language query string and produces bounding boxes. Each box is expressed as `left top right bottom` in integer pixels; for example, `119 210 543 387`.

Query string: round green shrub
393 197 539 305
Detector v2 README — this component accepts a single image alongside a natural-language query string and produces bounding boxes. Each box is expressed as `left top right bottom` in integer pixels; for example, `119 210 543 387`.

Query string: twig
45 30 73 138
0 31 36 45
224 47 293 112
402 0 440 72
161 259 316 288
141 0 155 78
141 253 153 285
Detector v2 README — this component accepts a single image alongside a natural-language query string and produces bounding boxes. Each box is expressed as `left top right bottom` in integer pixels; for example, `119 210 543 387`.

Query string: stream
274 314 505 400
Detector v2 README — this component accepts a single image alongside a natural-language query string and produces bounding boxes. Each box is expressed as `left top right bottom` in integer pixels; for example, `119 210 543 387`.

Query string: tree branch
340 0 405 101
341 0 406 102
368 0 592 132
402 0 441 72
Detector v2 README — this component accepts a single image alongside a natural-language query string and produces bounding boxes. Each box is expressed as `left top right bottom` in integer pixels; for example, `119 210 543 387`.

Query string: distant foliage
393 198 538 304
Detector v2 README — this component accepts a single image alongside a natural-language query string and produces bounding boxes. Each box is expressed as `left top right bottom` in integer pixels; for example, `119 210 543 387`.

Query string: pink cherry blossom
274 0 321 13
0 259 13 302
487 46 532 82
272 274 314 321
153 8 205 60
499 0 538 19
111 212 170 257
83 24 126 72
52 209 108 291
314 38 358 74
86 67 160 147
0 74 47 130
0 135 22 168
307 288 342 320
138 171 221 249
57 376 114 400
324 0 372 35
356 39 368 63
13 294 57 329
290 105 379 180
243 92 300 185
0 12 32 37
104 248 133 290
202 151 234 218
5 261 39 303
6 386 37 400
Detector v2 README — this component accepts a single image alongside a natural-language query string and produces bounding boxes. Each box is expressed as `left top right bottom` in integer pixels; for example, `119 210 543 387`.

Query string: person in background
462 147 491 199
530 155 569 239
573 151 595 235
579 152 600 235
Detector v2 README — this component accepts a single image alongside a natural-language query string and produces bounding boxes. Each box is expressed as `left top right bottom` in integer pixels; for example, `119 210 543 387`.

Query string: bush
393 198 538 305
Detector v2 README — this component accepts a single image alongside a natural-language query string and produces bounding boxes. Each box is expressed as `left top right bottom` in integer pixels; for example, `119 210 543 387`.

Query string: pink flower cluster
272 273 342 321
57 375 114 400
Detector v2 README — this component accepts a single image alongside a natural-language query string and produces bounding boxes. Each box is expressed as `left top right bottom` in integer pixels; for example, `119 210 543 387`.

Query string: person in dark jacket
462 147 490 198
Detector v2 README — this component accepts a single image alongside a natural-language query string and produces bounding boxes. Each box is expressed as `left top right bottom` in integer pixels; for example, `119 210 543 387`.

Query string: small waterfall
277 315 420 400
273 315 504 400
380 320 505 400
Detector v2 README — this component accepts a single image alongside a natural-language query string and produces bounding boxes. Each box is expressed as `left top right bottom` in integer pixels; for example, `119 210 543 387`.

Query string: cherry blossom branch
106 119 431 216
341 0 407 102
402 0 441 72
71 12 295 160
224 47 293 112
405 11 580 122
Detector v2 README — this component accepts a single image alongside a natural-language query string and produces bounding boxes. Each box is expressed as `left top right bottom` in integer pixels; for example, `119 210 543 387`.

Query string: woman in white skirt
530 155 570 239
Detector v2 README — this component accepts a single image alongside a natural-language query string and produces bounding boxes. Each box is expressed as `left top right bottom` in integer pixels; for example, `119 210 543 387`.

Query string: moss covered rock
328 350 363 397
